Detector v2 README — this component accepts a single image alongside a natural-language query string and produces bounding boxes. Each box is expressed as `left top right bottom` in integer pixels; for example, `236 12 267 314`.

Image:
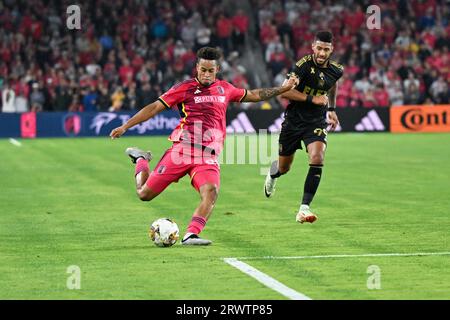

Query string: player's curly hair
196 47 222 62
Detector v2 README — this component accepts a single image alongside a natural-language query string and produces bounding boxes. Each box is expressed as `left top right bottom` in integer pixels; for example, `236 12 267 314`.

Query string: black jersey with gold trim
285 54 344 126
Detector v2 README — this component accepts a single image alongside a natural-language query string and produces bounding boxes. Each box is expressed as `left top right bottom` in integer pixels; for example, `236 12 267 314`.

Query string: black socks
302 164 323 205
270 160 285 179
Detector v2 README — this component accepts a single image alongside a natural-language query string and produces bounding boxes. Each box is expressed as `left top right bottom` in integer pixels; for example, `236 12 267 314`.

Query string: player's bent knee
309 153 324 165
137 192 152 201
137 187 158 202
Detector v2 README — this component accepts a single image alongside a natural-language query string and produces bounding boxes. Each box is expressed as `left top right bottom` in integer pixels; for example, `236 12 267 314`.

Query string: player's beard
314 54 329 66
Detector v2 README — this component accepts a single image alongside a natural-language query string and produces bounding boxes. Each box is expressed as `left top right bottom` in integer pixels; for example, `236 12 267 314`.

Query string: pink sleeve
226 82 247 103
158 83 186 109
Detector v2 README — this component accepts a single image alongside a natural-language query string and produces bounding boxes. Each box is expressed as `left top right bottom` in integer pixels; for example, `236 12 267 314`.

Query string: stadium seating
0 0 448 112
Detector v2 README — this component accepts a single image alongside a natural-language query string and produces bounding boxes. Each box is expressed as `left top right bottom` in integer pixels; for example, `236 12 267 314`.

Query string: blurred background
0 0 448 114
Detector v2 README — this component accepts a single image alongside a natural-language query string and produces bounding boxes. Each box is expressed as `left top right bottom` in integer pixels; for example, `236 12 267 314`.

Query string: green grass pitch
0 133 449 299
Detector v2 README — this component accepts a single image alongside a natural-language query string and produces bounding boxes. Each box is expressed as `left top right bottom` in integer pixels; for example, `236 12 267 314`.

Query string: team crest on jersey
157 165 166 174
217 86 224 94
319 72 325 87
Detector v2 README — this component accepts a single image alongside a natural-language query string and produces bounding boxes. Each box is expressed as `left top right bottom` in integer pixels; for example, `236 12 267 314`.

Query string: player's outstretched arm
109 100 166 139
242 75 298 102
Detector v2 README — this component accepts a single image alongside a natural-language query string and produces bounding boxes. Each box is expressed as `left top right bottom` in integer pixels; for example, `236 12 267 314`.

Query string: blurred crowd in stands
0 0 448 113
256 0 449 108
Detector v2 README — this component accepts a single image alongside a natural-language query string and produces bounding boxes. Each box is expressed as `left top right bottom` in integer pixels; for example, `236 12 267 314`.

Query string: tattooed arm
242 75 298 102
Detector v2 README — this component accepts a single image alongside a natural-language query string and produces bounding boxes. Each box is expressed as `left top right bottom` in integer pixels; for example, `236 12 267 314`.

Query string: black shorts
278 121 328 156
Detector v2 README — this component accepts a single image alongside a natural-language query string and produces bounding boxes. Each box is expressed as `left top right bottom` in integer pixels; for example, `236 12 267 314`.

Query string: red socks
135 158 149 176
187 215 207 234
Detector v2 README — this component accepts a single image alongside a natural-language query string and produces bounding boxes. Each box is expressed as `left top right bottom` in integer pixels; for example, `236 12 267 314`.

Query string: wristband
306 95 313 104
327 106 336 111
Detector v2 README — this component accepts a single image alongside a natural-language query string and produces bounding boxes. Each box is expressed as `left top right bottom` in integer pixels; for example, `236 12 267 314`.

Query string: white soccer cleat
125 147 153 164
264 172 277 198
296 204 318 224
181 233 212 246
264 160 279 198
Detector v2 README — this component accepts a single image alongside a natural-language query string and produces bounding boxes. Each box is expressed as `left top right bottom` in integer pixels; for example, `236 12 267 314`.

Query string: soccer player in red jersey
110 47 298 245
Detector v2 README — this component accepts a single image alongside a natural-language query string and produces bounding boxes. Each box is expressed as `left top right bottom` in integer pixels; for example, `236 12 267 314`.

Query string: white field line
9 138 22 147
225 251 450 261
223 258 312 300
222 251 450 300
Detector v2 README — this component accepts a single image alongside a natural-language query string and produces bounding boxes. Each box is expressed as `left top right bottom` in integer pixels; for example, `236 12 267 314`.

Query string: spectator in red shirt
216 13 233 56
346 58 361 79
374 84 390 107
31 18 43 41
268 46 289 76
232 9 249 49
343 5 365 34
422 28 437 48
362 89 378 108
259 20 278 48
0 42 11 64
349 87 363 108
119 59 134 87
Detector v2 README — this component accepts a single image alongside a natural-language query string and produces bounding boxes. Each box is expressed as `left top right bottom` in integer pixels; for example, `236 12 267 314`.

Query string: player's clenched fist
110 126 126 139
285 74 299 89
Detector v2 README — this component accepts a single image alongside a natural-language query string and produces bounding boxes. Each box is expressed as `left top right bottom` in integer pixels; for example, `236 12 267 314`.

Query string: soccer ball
149 218 179 247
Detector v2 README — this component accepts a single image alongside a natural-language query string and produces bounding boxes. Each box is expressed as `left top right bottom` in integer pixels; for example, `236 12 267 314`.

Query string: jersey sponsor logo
226 112 256 133
193 96 226 104
302 85 327 97
355 110 385 131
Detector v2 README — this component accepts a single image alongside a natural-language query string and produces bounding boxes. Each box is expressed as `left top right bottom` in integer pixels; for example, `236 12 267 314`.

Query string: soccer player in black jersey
264 30 344 224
